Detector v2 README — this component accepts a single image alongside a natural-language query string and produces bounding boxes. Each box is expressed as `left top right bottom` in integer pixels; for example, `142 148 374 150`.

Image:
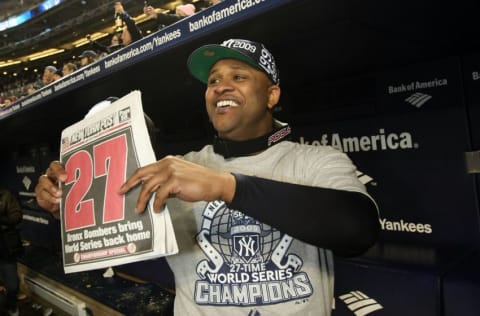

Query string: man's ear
267 85 281 110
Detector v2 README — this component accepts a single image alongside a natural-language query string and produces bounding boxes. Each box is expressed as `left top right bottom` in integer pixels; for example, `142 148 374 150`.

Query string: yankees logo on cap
187 39 280 85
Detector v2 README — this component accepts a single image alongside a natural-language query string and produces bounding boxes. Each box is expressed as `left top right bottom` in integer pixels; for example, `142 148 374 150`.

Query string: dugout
0 0 479 315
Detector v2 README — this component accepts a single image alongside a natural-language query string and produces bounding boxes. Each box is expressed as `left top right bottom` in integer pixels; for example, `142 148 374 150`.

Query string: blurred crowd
0 0 222 109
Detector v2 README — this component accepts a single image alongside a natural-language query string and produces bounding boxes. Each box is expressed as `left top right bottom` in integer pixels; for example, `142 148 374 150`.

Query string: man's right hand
114 2 125 15
143 5 158 19
35 161 67 215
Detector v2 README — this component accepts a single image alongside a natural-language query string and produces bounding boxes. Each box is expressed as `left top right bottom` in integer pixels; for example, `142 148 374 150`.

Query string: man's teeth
216 100 238 108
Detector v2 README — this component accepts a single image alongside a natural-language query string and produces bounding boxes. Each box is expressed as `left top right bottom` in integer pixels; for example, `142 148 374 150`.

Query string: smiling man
36 38 380 316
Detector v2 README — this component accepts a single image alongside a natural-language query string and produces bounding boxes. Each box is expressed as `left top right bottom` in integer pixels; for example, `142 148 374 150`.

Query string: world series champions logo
194 201 313 306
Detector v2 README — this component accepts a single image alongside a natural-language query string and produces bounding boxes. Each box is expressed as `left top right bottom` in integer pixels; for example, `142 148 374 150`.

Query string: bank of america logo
405 92 432 108
356 170 374 186
339 290 383 315
22 176 32 190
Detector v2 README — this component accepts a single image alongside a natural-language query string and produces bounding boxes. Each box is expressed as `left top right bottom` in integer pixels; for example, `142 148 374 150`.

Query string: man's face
80 57 89 66
42 69 52 84
62 65 71 75
111 35 121 45
205 59 280 141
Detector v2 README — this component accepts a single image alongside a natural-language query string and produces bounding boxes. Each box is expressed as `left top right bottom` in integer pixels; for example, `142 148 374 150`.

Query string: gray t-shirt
166 141 369 316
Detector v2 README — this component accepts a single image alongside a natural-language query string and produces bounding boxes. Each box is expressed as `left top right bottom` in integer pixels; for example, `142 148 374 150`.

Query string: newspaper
59 90 178 273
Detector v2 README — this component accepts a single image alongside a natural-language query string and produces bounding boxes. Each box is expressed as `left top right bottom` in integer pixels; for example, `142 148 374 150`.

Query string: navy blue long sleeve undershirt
228 173 380 257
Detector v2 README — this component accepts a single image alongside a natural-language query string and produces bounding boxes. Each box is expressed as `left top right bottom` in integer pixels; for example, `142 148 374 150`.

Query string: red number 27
63 135 128 231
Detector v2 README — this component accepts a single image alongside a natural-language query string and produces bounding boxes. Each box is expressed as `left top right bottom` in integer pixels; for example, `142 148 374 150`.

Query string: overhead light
73 32 109 47
73 38 90 48
134 8 168 24
0 60 21 68
28 48 65 61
